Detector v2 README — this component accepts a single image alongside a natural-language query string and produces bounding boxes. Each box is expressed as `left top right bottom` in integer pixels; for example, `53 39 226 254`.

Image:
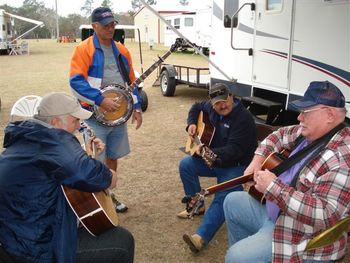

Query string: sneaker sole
116 206 128 213
183 234 200 253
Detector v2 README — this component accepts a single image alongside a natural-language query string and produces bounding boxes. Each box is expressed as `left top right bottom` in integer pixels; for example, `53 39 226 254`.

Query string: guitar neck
205 173 254 195
130 50 173 90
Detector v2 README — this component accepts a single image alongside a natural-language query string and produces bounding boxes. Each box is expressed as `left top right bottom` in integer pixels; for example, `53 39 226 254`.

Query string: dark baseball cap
209 83 232 104
289 81 345 110
91 7 117 26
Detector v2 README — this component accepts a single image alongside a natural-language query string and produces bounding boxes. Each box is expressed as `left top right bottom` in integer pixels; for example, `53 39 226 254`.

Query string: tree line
1 0 190 40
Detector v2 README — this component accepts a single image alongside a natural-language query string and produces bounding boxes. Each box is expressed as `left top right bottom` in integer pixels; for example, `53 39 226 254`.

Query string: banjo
93 38 183 127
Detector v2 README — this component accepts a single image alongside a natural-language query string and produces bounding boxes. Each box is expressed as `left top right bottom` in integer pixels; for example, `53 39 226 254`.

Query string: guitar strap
118 56 132 85
270 122 345 177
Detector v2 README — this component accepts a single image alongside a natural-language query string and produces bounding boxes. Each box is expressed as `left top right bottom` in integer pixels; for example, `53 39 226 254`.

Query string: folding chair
10 95 42 122
19 41 29 55
256 122 277 142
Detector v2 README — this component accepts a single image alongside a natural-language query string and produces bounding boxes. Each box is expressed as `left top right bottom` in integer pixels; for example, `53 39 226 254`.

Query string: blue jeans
179 155 244 243
223 192 333 263
224 191 274 263
84 118 130 161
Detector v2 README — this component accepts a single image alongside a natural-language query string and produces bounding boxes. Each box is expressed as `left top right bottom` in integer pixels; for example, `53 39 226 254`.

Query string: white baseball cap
37 92 92 120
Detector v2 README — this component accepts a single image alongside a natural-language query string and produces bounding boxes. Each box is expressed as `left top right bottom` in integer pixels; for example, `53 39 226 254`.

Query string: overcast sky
0 0 210 17
0 0 134 16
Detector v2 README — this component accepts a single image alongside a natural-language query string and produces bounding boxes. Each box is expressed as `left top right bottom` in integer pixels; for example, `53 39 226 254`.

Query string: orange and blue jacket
69 33 141 110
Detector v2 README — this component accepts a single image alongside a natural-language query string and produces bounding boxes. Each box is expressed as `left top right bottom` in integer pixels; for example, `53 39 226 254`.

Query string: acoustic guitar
186 151 288 218
62 125 118 236
185 111 217 167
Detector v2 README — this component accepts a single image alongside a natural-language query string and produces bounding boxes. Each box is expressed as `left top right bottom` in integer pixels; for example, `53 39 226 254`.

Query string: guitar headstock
201 146 217 168
186 190 205 219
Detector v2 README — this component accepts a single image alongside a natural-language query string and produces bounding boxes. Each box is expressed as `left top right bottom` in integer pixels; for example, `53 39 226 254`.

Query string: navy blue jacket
0 120 112 263
187 99 257 167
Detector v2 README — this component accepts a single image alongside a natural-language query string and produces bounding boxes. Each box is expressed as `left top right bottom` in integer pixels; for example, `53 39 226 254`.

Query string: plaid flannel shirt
256 125 350 262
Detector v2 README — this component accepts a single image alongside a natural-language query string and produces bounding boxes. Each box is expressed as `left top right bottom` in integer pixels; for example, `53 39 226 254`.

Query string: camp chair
19 41 29 55
256 122 276 142
10 95 42 122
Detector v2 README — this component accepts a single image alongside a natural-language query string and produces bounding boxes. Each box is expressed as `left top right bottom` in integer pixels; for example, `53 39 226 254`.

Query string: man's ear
50 117 61 128
326 108 337 123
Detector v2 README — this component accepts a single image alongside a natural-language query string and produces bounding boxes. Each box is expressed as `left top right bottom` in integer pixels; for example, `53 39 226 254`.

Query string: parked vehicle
0 9 44 55
209 0 350 125
155 63 209 96
163 5 212 55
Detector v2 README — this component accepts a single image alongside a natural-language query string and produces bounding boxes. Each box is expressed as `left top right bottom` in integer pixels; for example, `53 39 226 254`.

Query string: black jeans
77 226 134 263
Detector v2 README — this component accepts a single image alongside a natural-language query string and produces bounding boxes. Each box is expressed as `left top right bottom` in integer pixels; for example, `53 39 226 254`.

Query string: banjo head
93 84 134 127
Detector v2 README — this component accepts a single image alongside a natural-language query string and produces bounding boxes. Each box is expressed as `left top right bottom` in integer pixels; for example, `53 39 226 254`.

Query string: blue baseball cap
91 7 117 26
289 81 345 110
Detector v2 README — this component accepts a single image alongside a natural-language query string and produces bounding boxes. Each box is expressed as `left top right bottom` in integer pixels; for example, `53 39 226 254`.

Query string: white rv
210 0 350 125
0 9 44 54
163 6 212 55
0 9 14 53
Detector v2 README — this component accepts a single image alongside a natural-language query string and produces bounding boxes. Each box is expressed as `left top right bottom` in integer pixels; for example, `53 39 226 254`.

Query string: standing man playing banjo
70 6 142 213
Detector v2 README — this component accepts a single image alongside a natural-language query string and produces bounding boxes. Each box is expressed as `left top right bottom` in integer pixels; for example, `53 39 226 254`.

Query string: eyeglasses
209 90 228 99
96 21 117 30
298 107 328 115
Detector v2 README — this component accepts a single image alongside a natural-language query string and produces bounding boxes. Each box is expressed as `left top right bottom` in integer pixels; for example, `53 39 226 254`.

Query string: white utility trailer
209 0 350 125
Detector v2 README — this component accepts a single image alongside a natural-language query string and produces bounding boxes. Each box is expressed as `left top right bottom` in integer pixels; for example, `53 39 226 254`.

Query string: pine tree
81 0 94 16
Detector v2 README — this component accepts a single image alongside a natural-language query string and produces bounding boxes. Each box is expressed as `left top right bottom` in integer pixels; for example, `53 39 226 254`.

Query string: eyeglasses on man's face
96 21 117 30
298 107 328 115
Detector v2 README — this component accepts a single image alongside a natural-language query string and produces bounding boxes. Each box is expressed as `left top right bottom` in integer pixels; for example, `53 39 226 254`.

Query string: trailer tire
139 88 148 112
160 70 176 97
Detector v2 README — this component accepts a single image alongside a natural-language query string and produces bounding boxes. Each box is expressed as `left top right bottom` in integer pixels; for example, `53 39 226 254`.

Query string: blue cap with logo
91 7 116 26
289 81 345 110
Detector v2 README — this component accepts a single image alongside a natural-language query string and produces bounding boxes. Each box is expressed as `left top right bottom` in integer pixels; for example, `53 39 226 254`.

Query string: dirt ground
1 39 349 263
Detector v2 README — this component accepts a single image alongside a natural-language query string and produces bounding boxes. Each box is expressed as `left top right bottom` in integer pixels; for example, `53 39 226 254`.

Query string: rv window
6 22 10 34
174 18 180 29
184 18 193 27
2 25 5 31
223 0 239 28
266 0 283 11
166 19 172 30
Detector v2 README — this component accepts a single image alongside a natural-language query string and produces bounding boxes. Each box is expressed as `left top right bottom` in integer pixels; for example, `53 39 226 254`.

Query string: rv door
252 0 293 91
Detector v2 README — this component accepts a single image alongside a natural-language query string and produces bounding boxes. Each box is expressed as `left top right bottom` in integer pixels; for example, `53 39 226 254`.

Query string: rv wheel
139 88 148 112
160 70 176 97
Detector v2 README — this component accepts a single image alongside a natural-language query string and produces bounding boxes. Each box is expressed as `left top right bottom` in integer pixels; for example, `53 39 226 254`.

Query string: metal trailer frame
154 63 210 96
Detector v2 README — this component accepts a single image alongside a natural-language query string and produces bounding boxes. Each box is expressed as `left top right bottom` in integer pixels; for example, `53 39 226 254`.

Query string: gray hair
34 114 70 128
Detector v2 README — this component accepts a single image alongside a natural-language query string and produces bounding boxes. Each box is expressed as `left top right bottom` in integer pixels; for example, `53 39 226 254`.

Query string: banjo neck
128 38 182 91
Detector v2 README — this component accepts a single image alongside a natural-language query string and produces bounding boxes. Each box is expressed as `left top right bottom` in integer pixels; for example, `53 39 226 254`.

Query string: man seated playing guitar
0 92 134 263
223 81 350 263
178 83 257 253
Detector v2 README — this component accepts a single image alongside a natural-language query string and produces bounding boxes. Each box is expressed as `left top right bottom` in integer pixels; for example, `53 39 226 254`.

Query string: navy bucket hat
289 81 345 110
91 7 117 26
